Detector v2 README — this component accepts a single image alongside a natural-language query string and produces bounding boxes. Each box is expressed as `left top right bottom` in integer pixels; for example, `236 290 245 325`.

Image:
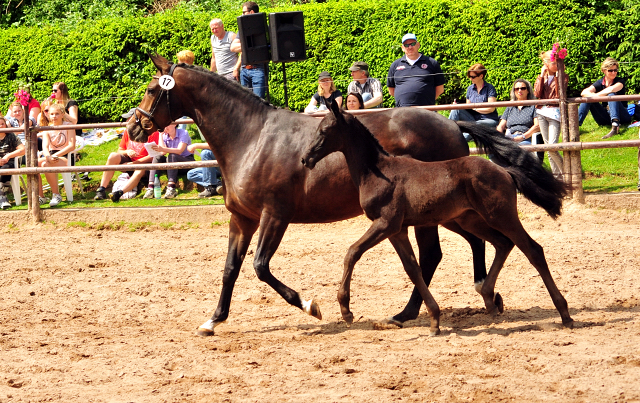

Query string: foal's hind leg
388 229 441 336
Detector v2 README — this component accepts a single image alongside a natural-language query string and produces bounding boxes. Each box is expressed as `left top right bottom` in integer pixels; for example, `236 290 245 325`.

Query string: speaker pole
282 62 289 110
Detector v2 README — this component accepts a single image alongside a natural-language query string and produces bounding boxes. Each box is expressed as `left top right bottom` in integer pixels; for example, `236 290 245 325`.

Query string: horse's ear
149 54 173 74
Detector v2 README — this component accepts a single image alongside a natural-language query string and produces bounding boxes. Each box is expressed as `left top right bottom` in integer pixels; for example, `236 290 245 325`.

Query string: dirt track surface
2 195 640 402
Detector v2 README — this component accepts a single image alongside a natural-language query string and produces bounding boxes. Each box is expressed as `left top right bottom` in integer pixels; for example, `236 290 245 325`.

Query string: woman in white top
37 103 76 207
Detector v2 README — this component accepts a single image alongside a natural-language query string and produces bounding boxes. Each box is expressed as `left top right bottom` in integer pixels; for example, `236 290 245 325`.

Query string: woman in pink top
37 103 76 207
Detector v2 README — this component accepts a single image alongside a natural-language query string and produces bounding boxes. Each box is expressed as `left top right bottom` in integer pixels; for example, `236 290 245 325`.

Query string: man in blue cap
386 33 446 107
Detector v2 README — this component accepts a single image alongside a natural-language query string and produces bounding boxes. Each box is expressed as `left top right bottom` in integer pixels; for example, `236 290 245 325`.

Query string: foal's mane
342 111 390 158
174 62 276 111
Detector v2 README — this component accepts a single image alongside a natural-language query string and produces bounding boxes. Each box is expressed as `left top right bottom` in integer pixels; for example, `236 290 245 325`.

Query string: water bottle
153 174 162 199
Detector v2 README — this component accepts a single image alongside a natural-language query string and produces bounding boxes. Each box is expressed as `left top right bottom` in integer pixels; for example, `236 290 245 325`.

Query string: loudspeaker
269 12 306 63
237 13 270 65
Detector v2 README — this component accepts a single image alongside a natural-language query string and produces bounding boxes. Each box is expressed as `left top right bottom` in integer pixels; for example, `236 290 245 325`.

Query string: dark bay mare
127 55 555 335
301 101 574 330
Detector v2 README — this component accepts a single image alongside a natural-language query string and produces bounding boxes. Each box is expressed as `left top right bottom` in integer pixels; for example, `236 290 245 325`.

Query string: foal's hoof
381 316 404 328
494 293 504 314
562 318 575 329
429 328 441 337
342 312 354 327
196 327 215 337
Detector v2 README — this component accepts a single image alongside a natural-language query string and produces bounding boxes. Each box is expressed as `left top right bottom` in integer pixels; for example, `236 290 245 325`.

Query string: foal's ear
329 100 344 122
150 54 173 75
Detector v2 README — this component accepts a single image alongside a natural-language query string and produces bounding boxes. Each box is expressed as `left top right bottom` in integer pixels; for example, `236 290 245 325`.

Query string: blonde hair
177 50 195 65
47 103 65 124
540 50 553 64
317 79 337 98
38 98 55 126
601 57 618 72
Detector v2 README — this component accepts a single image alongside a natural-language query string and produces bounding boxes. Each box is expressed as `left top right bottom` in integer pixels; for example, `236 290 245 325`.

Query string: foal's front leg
388 229 440 336
339 218 398 326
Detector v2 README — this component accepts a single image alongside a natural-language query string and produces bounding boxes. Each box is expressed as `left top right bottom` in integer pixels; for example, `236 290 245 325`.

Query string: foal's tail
457 121 568 219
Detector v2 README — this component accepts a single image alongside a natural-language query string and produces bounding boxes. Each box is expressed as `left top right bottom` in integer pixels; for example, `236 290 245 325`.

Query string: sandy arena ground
1 195 640 402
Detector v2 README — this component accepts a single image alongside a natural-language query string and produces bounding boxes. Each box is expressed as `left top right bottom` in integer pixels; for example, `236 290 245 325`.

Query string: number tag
158 75 175 90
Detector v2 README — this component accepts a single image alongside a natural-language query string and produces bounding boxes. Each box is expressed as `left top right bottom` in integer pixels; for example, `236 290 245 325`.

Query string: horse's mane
175 62 276 111
343 111 390 158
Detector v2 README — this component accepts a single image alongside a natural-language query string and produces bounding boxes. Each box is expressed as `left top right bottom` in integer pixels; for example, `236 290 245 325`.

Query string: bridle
134 63 178 131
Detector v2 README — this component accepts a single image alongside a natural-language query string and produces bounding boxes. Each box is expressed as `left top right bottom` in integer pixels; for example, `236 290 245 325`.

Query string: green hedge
1 0 639 121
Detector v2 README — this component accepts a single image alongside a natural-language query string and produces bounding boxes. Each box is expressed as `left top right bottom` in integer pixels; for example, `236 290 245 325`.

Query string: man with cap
347 61 383 109
94 108 160 200
387 33 446 107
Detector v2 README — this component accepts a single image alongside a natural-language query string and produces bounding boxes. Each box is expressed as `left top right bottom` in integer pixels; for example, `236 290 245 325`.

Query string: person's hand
187 144 196 154
233 68 240 81
0 157 7 165
46 155 58 163
540 64 548 76
514 135 525 143
126 149 137 158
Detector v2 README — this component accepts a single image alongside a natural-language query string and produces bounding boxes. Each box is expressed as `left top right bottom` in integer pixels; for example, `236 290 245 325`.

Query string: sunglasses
403 42 417 47
52 89 60 92
468 75 478 79
514 87 528 91
607 69 618 73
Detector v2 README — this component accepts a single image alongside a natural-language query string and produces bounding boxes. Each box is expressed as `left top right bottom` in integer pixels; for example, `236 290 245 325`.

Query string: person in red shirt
94 109 159 200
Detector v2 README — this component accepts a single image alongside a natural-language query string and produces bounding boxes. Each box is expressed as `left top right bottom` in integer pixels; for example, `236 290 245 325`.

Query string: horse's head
302 101 349 169
126 54 185 143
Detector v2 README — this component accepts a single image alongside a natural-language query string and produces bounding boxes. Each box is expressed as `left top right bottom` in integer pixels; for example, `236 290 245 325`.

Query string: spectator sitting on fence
534 49 566 180
94 108 160 201
186 143 223 197
345 92 365 111
0 117 26 209
449 63 499 140
143 123 195 200
347 62 383 108
496 79 544 162
304 71 343 114
37 103 76 207
578 57 631 139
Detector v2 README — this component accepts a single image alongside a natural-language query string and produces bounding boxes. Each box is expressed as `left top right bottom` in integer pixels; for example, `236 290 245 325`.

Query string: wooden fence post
23 105 41 222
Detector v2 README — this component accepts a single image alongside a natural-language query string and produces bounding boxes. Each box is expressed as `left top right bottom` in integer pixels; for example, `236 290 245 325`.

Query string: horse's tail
456 121 569 219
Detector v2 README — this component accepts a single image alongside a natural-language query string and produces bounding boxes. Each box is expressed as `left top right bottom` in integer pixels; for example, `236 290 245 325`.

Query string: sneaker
198 185 216 198
39 196 50 205
79 172 90 181
0 195 10 209
49 193 62 207
143 188 154 199
163 187 177 199
109 190 124 202
94 188 106 200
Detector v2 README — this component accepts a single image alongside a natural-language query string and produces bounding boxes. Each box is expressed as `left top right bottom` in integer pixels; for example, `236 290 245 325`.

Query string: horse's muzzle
301 156 316 169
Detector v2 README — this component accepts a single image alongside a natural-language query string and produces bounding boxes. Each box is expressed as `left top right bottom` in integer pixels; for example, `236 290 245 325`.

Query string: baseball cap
349 61 369 72
402 33 417 44
318 71 332 80
121 108 136 120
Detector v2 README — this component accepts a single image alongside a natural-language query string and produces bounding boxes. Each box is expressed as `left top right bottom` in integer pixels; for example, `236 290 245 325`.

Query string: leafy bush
0 0 639 120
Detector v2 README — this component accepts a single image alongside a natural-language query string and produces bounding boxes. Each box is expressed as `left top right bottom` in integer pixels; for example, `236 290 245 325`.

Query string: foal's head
302 101 351 169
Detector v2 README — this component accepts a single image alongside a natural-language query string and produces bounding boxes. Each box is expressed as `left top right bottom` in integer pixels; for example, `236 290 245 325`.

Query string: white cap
402 33 417 44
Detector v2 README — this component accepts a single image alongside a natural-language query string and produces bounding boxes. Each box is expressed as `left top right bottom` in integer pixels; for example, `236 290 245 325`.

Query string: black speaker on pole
269 12 306 63
237 12 270 65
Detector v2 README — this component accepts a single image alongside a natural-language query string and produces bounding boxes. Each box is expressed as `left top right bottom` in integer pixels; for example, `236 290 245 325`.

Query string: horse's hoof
562 318 575 329
196 327 215 337
486 306 500 317
494 293 504 313
302 299 322 320
381 316 404 328
429 328 441 337
474 280 484 294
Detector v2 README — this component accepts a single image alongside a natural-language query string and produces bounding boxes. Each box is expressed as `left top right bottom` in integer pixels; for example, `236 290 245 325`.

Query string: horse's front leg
340 218 398 326
253 211 322 320
388 228 440 336
197 213 259 336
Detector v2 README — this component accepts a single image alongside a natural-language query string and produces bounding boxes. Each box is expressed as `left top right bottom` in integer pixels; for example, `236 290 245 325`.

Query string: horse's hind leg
442 221 488 292
253 211 322 320
198 213 259 336
389 229 441 336
339 218 400 326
